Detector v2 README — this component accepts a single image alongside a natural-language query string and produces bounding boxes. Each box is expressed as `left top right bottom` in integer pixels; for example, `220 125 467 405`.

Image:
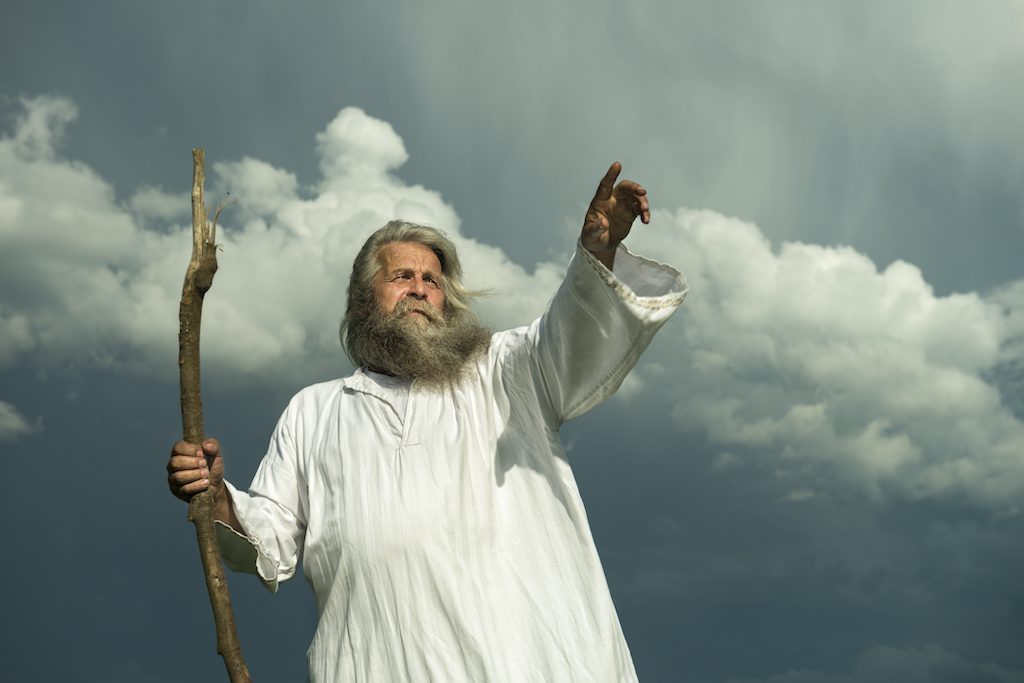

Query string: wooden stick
178 148 253 683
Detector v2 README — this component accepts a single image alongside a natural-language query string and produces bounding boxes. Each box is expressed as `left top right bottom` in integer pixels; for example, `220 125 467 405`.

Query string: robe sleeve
214 399 307 593
508 241 687 425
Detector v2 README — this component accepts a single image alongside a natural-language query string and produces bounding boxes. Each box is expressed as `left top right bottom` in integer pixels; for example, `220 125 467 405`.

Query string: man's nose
407 277 428 299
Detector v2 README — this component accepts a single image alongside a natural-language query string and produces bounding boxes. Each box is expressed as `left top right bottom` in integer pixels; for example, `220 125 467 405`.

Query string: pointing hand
581 162 650 267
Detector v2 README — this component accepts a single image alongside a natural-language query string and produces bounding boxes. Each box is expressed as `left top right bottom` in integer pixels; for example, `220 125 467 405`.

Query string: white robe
217 243 688 682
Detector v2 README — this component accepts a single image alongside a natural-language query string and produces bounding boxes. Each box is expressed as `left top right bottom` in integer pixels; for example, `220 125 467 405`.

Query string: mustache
391 299 442 323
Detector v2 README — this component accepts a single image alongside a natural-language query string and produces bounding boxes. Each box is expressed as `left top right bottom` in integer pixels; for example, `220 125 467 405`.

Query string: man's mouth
396 305 439 323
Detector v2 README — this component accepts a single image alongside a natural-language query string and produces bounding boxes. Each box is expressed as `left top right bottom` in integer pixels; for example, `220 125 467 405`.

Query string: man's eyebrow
384 267 414 277
384 267 443 279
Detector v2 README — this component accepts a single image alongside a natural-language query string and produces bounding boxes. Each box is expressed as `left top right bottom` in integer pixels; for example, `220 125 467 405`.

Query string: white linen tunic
217 243 687 682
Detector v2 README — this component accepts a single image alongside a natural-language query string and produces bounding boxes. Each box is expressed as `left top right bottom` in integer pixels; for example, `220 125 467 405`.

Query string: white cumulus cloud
127 186 189 225
628 209 1024 510
2 94 1023 512
0 96 556 388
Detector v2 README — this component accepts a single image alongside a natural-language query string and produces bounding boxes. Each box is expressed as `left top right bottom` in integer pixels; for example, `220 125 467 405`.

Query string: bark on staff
178 148 252 683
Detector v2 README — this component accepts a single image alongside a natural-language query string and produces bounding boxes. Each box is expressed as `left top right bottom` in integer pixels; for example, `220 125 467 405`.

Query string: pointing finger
592 162 622 203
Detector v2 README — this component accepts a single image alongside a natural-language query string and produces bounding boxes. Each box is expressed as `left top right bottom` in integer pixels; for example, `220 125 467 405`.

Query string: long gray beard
349 299 491 389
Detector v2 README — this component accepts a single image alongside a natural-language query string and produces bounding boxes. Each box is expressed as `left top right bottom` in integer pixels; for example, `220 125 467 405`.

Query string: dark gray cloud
4 0 1021 294
568 407 1024 682
724 644 1024 683
3 2 1024 682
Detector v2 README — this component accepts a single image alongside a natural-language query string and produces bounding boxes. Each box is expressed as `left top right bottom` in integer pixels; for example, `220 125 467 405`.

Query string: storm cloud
2 2 1024 682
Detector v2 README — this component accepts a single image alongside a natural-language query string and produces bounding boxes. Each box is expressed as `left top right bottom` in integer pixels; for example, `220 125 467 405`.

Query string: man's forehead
378 241 443 273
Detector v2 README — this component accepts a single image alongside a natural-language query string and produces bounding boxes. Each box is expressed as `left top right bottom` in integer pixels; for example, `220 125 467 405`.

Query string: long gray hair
339 220 483 365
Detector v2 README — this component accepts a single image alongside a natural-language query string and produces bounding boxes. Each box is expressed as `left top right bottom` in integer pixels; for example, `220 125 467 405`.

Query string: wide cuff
575 241 689 308
538 242 687 422
216 480 282 593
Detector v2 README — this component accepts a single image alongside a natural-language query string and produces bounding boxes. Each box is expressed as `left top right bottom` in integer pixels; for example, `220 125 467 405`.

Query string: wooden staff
178 148 252 682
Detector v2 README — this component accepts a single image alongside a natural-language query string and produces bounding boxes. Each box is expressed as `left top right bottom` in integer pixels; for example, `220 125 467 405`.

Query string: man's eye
425 277 440 288
393 274 411 282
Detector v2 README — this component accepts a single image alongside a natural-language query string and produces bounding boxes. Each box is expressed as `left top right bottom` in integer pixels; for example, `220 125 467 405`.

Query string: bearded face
346 242 491 388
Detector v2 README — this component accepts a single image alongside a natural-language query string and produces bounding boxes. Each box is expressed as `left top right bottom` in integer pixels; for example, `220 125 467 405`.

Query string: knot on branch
194 256 219 293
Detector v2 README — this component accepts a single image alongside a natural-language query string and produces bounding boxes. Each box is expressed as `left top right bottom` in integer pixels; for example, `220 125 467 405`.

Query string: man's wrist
214 488 240 531
584 244 618 271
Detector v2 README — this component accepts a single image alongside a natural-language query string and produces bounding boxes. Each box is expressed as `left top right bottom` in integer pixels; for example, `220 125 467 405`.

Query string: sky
2 1 1023 681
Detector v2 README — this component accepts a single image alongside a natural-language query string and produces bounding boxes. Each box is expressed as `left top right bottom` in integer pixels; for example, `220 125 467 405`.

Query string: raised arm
495 163 686 426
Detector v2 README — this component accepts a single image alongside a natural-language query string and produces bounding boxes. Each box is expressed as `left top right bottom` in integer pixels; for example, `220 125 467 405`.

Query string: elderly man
167 163 688 681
